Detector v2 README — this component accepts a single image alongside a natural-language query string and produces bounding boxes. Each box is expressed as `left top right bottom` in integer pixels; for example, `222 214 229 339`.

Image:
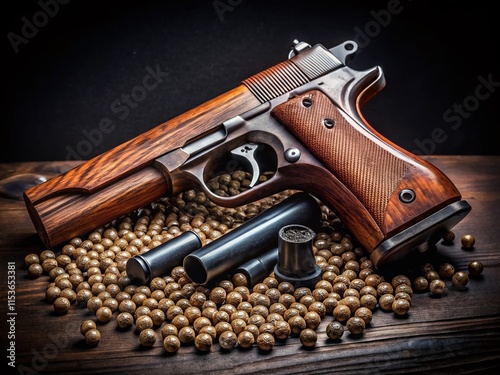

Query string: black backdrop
2 0 499 162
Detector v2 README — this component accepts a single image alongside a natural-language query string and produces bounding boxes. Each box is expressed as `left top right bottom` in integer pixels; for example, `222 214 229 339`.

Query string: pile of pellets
24 173 484 352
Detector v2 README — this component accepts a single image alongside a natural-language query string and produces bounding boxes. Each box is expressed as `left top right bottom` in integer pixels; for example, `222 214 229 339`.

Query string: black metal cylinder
235 247 279 287
183 192 321 285
126 231 202 285
273 224 321 289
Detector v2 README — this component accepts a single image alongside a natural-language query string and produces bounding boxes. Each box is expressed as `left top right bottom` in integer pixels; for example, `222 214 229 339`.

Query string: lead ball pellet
140 328 157 347
60 289 77 304
214 321 233 338
391 275 411 289
45 285 61 302
231 318 247 335
394 284 413 297
209 287 226 305
118 299 136 314
438 263 455 279
354 307 373 324
53 296 71 314
429 279 446 296
39 249 55 261
199 326 217 341
256 332 275 351
116 312 134 330
85 328 101 346
273 320 291 340
413 276 429 292
178 326 196 344
24 253 40 267
237 330 255 349
468 260 484 276
80 320 97 336
339 296 360 314
150 309 166 326
87 296 103 313
461 234 475 249
452 271 469 288
96 306 113 323
219 330 238 350
161 323 179 339
135 315 154 332
392 299 411 316
288 315 307 334
333 304 351 322
326 320 344 340
425 271 440 282
442 230 455 244
299 328 317 347
193 317 212 333
323 297 339 314
304 311 322 330
28 263 43 278
171 315 189 330
376 281 394 296
346 316 365 335
378 294 395 311
195 333 213 352
360 294 378 311
163 335 181 353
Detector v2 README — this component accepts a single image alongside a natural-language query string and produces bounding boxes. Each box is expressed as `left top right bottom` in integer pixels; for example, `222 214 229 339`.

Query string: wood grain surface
0 156 499 374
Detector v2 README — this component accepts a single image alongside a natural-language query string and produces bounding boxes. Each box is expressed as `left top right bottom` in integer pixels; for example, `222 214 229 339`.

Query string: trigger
230 143 262 188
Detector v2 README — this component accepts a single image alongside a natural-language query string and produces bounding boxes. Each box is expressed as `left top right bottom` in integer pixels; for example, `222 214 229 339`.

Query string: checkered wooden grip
271 90 411 228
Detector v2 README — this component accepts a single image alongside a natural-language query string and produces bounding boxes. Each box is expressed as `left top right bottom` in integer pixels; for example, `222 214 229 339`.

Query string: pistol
24 39 471 270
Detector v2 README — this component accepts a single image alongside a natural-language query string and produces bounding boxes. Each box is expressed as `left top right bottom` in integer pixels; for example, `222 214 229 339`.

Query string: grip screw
323 118 335 129
399 189 416 204
302 98 313 107
284 148 301 163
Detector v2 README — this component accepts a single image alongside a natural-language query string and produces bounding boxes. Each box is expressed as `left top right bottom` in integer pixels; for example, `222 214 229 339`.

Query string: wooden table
1 156 499 374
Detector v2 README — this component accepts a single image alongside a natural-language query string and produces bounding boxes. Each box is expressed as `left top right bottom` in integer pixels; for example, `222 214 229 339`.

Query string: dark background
2 0 499 162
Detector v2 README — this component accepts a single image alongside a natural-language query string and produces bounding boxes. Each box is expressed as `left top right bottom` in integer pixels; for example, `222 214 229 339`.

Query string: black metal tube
236 247 279 287
126 230 202 285
183 192 322 285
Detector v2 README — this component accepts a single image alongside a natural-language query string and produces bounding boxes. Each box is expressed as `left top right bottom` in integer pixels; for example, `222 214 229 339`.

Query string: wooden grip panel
272 90 410 228
272 90 462 238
